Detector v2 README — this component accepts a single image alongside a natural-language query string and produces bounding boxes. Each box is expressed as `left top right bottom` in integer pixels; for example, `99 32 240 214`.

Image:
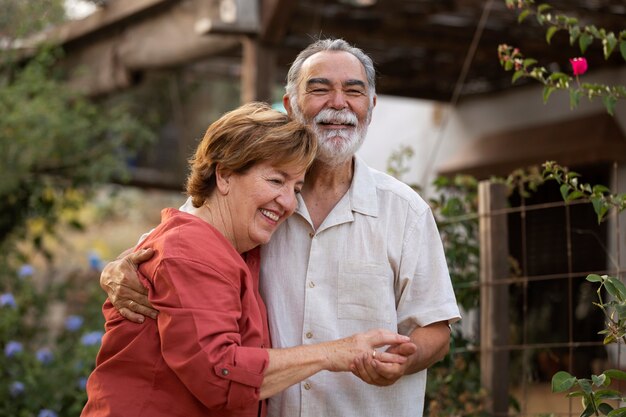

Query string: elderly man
101 38 460 417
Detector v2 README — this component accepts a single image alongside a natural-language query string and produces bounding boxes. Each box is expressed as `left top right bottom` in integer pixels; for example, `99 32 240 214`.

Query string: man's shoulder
366 166 429 213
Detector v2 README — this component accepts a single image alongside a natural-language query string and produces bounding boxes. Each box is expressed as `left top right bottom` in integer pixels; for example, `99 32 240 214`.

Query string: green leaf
607 276 626 300
512 70 525 84
569 26 581 45
586 274 603 283
560 184 570 201
595 389 621 399
523 58 537 69
543 86 556 103
599 403 615 415
592 374 607 387
592 184 611 194
602 95 617 116
603 369 626 381
604 33 618 59
546 26 559 44
537 4 552 13
518 9 530 23
604 279 624 301
566 190 585 202
607 407 626 417
620 40 626 62
579 33 593 53
552 371 576 392
578 378 593 394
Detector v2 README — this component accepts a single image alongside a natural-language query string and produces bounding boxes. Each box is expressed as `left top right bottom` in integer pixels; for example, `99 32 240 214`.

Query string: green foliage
0 257 106 417
386 147 487 414
0 47 154 257
430 175 480 311
0 0 66 39
425 329 491 417
499 0 626 115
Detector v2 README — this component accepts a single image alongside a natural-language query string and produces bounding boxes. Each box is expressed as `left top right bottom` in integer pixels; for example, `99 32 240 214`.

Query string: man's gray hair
285 38 376 100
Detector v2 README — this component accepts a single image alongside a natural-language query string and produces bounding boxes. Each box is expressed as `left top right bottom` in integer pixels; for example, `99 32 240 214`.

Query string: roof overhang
438 113 626 179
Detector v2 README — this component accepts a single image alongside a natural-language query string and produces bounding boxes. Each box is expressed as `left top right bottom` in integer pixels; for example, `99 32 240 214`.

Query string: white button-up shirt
260 157 461 417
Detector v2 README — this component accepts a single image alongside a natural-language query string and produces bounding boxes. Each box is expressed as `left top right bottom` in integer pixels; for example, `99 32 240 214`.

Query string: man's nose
328 90 348 109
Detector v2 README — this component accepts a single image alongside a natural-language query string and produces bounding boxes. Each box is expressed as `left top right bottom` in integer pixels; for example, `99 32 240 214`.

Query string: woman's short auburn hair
186 102 317 207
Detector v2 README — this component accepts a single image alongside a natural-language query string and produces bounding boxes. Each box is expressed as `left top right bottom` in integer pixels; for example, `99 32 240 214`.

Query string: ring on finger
129 300 134 308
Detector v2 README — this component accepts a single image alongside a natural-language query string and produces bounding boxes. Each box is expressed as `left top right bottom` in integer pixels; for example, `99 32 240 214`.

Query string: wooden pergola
25 0 626 103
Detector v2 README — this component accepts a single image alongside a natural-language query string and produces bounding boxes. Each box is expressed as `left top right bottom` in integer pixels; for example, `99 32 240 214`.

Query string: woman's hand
324 329 415 372
99 248 158 323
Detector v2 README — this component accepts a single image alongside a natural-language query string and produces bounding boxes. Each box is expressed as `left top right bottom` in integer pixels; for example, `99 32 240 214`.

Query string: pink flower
570 57 588 76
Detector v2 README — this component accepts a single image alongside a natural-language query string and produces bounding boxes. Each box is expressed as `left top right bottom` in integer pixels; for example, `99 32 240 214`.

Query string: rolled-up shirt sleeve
146 257 269 410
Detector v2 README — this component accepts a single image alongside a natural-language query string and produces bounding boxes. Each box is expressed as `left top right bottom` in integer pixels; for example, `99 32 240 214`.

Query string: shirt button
308 232 314 238
308 281 315 288
303 382 311 390
221 369 229 376
305 332 313 339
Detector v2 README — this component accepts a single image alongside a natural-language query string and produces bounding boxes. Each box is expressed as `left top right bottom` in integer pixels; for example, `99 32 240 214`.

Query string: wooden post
479 181 510 416
240 36 275 104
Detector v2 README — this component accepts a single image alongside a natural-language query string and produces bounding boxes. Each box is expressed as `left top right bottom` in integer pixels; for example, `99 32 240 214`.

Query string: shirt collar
294 156 379 223
349 156 379 217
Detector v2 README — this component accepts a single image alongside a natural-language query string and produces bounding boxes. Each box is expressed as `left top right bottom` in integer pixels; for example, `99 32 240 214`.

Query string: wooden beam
260 0 297 44
39 0 177 46
240 36 276 104
479 181 510 417
58 0 240 95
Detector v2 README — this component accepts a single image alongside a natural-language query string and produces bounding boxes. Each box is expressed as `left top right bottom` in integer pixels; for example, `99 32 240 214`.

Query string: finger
386 342 418 357
128 248 155 264
118 307 148 324
369 361 403 382
369 330 411 348
375 351 408 364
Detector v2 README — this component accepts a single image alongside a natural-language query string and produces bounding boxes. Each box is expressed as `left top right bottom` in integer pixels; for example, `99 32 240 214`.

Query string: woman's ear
215 164 232 195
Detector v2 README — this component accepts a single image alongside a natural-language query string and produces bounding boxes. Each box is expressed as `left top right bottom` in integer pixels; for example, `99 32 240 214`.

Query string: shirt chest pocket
337 261 392 323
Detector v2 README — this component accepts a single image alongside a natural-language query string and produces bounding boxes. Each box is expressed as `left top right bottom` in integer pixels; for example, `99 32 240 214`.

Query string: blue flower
10 381 25 397
37 409 58 417
18 264 35 277
5 341 23 357
36 347 54 364
80 331 103 346
88 251 104 271
65 315 84 332
77 377 88 390
0 292 17 308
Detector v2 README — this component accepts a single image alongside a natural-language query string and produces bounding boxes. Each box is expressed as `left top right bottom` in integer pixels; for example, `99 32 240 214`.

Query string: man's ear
283 94 293 117
215 164 232 195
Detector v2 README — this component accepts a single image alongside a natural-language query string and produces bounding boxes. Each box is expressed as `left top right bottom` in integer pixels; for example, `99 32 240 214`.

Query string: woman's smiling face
225 161 306 252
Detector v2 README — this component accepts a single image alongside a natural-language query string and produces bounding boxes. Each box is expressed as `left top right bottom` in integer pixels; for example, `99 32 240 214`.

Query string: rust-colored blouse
82 209 270 417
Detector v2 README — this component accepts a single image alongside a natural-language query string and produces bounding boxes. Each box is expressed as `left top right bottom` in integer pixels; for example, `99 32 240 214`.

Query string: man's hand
351 321 451 386
99 248 158 323
350 342 417 386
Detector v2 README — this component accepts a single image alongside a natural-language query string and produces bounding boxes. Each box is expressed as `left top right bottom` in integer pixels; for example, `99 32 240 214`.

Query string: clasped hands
99 249 417 387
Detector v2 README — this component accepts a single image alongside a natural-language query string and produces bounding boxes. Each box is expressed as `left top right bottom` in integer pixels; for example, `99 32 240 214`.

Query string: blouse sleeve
147 257 269 410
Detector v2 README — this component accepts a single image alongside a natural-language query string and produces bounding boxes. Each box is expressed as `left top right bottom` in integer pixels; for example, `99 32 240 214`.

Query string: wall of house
359 66 626 198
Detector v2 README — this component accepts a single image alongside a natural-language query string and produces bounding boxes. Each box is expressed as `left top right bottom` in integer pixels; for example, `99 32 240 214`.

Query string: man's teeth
260 209 279 221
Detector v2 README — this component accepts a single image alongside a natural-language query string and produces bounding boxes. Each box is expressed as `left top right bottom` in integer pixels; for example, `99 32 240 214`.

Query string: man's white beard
292 105 370 166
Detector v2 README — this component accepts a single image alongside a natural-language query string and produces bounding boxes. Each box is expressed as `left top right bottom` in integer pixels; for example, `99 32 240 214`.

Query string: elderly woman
81 102 410 417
